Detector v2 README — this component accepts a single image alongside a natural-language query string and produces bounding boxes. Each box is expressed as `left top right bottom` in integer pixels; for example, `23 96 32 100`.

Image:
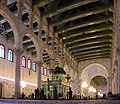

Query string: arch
81 63 108 85
90 75 108 94
0 4 19 47
21 28 41 60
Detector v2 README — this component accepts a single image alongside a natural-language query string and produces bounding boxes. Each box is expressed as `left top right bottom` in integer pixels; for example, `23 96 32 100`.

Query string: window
44 68 47 76
48 69 51 76
8 49 13 62
32 62 36 71
28 59 31 69
22 56 26 67
41 66 44 75
0 45 5 58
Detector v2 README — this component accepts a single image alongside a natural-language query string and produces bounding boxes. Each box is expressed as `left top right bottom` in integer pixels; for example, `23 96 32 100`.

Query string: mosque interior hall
0 0 120 99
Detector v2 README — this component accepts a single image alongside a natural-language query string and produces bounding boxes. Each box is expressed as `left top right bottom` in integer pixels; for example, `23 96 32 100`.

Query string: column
17 0 22 20
38 22 42 39
115 0 120 94
116 49 120 93
29 12 33 30
36 61 42 90
14 48 23 98
107 76 113 92
50 58 55 99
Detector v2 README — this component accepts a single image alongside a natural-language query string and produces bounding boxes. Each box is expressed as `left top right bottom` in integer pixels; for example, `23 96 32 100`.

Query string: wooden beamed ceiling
0 0 114 63
36 0 114 62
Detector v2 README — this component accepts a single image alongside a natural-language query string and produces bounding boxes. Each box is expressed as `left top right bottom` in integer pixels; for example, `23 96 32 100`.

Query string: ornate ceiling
35 0 113 62
0 0 114 63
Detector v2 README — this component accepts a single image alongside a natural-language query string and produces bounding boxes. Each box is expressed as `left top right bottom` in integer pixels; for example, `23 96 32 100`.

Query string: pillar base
13 92 21 99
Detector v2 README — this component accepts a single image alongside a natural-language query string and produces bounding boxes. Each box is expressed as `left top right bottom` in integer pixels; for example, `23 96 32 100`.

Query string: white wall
0 37 50 98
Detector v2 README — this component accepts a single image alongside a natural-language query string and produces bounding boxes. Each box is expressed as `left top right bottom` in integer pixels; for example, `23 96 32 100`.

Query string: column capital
108 76 113 81
36 61 42 67
14 48 23 56
116 48 120 56
17 0 22 6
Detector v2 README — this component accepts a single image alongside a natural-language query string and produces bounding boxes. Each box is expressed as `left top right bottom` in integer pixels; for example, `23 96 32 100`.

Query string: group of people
34 88 46 99
21 87 73 100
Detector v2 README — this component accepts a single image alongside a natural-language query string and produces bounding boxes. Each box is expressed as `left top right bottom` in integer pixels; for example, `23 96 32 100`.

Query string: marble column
14 48 23 98
36 61 42 90
17 1 22 20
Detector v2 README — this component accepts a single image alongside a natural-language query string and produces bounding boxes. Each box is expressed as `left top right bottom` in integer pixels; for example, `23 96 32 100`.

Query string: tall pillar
116 49 120 93
36 61 42 89
50 58 55 99
17 0 22 20
107 76 113 92
115 0 120 94
14 48 23 98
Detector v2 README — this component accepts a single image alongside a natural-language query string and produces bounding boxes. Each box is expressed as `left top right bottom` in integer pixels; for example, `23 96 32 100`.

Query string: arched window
0 44 5 58
8 49 13 62
32 62 36 71
41 66 44 75
28 59 31 69
44 68 47 76
22 56 26 67
48 69 51 76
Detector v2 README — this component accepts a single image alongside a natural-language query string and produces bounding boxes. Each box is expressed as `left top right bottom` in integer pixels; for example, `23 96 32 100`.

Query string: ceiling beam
74 51 111 60
51 5 113 27
68 40 111 49
27 47 36 52
23 39 32 44
75 52 111 60
64 30 112 44
26 45 35 49
77 55 110 62
69 41 112 52
43 0 100 18
35 0 55 7
56 15 112 34
74 50 111 58
73 46 111 56
66 36 112 48
61 23 113 39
